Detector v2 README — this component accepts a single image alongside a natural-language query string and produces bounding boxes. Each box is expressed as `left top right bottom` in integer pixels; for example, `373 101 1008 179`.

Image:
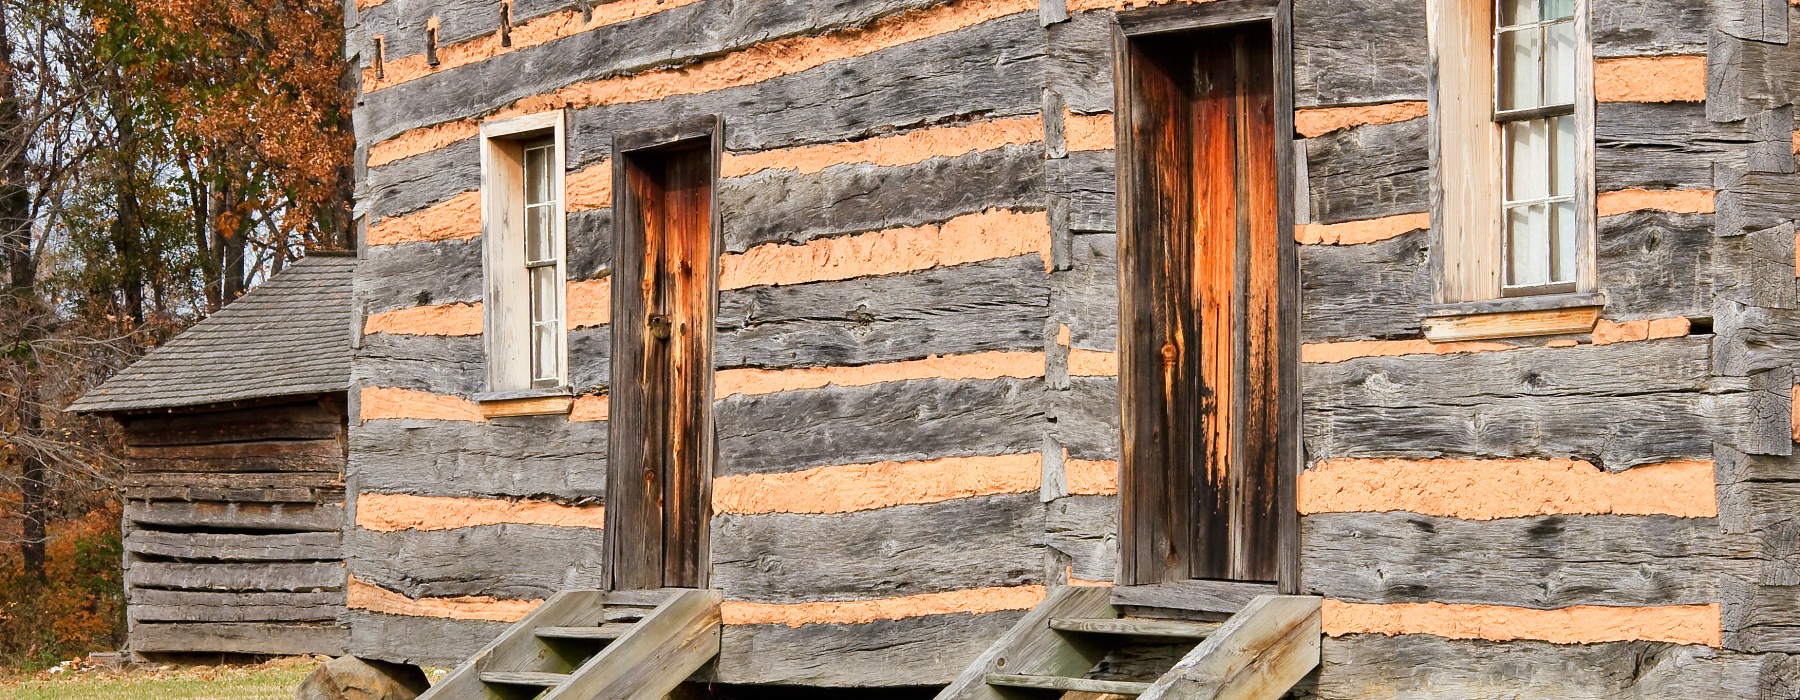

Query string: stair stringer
1137 595 1321 700
935 585 1120 700
422 590 613 700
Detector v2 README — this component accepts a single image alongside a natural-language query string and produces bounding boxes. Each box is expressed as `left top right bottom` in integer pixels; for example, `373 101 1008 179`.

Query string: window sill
1421 292 1606 342
475 387 574 418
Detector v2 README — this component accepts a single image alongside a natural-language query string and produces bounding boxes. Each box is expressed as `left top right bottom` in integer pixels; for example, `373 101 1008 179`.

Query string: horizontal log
716 377 1045 476
1302 337 1722 468
120 402 344 447
348 524 604 600
1293 0 1427 107
126 484 342 504
713 610 1028 686
128 561 344 592
360 0 956 147
1592 0 1710 57
1724 580 1800 653
125 501 345 533
719 255 1050 370
1598 103 1756 192
1304 116 1429 225
1298 229 1432 342
1303 512 1740 608
131 622 346 656
711 493 1044 602
124 471 341 490
1594 211 1717 319
370 8 1044 164
345 610 508 668
350 418 608 498
126 530 343 562
1311 635 1794 700
720 145 1044 254
128 590 344 622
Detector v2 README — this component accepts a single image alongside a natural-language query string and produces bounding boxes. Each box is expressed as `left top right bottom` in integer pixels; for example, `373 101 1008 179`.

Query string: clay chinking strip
719 208 1052 287
1299 457 1716 519
714 351 1045 399
355 492 606 532
712 453 1042 515
347 576 541 622
1322 600 1722 646
367 0 1037 167
720 585 1046 627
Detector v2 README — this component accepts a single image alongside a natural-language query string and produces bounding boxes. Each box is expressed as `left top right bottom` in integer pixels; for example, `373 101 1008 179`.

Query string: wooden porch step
534 623 635 640
985 673 1153 695
1049 617 1222 640
477 671 569 687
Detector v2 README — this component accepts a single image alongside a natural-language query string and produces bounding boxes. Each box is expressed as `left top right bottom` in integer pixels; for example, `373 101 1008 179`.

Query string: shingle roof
68 254 356 413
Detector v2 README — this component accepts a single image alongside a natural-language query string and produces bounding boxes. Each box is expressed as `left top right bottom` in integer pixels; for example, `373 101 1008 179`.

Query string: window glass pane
530 265 557 324
532 323 557 382
1551 200 1577 284
1507 203 1551 287
524 146 551 205
1498 28 1541 111
1500 0 1537 26
525 204 554 263
1544 21 1576 105
1506 119 1550 202
1550 115 1576 197
1540 0 1573 21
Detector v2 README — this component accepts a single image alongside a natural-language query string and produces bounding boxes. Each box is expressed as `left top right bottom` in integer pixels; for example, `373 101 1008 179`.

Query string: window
1496 0 1577 294
1430 0 1592 303
480 112 567 394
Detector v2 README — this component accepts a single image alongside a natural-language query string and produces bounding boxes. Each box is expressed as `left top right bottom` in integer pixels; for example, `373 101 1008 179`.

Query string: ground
0 656 320 700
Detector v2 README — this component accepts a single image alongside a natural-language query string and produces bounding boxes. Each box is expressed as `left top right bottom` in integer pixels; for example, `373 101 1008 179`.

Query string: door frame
605 115 723 591
1112 0 1301 597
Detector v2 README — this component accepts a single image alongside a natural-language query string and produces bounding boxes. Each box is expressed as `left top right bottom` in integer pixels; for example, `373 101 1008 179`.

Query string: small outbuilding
70 253 355 659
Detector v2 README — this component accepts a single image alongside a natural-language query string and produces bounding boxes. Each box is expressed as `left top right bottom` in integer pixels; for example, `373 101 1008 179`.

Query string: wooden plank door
1117 18 1296 588
608 122 719 591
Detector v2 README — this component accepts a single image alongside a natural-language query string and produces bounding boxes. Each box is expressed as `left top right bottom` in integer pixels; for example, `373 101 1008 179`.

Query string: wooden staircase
936 586 1320 700
420 588 721 700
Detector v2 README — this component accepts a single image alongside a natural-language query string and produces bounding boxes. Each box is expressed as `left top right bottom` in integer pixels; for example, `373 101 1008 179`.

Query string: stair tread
478 671 570 687
1050 617 1222 639
535 623 636 640
985 673 1153 695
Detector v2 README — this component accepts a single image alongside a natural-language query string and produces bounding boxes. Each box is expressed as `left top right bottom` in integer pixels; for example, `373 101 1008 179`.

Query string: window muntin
522 139 561 386
1496 0 1578 295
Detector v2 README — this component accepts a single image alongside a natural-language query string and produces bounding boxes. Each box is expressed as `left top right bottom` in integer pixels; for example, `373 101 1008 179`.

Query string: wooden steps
478 671 570 687
419 588 721 700
935 587 1321 700
1048 617 1221 640
985 673 1153 695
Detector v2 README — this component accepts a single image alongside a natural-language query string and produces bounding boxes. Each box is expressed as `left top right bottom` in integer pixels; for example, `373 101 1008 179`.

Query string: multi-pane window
478 111 565 394
522 140 561 386
1496 0 1577 294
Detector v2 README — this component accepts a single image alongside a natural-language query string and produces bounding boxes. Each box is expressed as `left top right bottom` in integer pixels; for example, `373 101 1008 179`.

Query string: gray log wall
342 0 1800 693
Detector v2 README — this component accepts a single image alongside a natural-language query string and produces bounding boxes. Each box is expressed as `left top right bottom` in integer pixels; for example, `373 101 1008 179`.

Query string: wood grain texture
713 610 1027 686
350 419 609 499
132 622 345 655
1292 0 1427 107
346 610 509 668
1303 116 1429 226
126 531 342 562
715 377 1045 476
128 562 344 593
128 590 344 623
349 523 604 600
711 493 1043 602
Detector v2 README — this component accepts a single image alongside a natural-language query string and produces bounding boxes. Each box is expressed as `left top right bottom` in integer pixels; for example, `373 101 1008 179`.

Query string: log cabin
337 0 1799 696
69 253 355 659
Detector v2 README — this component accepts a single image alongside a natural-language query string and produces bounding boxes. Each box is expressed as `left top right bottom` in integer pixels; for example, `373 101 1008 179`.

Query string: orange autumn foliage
0 506 125 669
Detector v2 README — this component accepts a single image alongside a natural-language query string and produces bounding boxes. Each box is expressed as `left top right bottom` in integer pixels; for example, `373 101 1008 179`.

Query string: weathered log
129 590 345 623
120 401 344 447
1304 118 1430 225
1046 494 1118 583
346 610 510 669
125 501 345 533
711 494 1045 602
1293 0 1428 107
348 523 605 601
127 530 343 562
131 622 347 656
127 561 344 593
350 419 609 499
713 610 1027 686
715 377 1046 476
1299 229 1432 343
717 255 1051 370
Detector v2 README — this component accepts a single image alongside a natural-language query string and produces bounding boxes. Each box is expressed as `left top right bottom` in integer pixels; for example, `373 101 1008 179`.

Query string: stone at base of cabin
295 656 431 700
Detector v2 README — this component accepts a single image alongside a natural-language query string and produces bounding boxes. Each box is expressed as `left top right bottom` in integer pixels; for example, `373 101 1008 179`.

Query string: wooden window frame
1112 0 1301 601
479 111 569 397
1428 0 1596 305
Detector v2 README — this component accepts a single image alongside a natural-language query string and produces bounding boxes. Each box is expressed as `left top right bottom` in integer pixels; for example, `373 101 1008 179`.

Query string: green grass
0 659 316 700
